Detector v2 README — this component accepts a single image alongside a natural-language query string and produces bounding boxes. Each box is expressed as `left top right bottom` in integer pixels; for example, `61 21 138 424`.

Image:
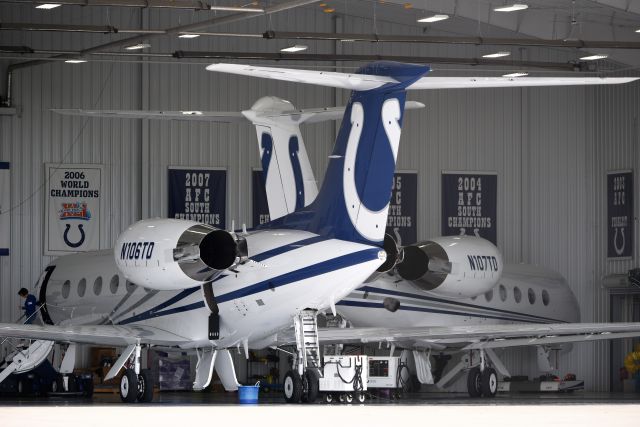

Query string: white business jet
0 62 638 405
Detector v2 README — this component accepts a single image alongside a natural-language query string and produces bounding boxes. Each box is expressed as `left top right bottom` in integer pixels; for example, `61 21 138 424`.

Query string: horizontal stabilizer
407 76 639 90
206 63 397 90
207 63 638 89
53 109 246 122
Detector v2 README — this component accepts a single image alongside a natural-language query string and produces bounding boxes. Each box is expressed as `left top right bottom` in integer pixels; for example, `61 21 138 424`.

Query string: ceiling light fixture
482 51 511 58
417 14 449 23
125 43 151 50
579 54 608 60
281 45 308 53
181 111 203 116
494 4 528 12
178 34 200 39
502 72 528 77
35 3 61 9
64 59 87 64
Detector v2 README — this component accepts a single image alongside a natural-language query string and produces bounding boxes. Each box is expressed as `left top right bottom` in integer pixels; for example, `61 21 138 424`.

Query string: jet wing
52 109 246 122
315 322 640 350
0 323 192 347
206 63 638 89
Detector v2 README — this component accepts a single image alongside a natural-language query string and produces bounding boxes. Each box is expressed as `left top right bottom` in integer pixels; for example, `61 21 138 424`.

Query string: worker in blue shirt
18 288 38 324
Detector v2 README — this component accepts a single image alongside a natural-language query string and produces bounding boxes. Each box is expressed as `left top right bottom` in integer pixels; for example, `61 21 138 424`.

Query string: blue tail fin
306 62 429 245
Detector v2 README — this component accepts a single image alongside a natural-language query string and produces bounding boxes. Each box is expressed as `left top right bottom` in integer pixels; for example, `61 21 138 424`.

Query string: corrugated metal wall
1 4 639 391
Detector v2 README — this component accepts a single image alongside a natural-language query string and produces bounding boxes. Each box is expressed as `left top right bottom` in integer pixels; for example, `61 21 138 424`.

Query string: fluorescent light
35 3 61 9
580 54 608 60
494 4 528 12
181 111 203 116
125 43 151 50
482 51 511 58
178 34 200 39
636 28 640 33
340 39 356 42
502 72 528 77
64 59 87 64
280 45 308 53
417 14 449 23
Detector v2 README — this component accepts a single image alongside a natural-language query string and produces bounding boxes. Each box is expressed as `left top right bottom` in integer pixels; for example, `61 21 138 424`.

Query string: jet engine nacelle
396 236 503 299
114 218 246 291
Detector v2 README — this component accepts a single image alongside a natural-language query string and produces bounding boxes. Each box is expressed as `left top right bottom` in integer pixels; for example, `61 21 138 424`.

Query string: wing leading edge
0 323 192 347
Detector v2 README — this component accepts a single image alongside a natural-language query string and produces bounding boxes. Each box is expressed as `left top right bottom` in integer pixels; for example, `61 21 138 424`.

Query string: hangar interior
1 0 640 398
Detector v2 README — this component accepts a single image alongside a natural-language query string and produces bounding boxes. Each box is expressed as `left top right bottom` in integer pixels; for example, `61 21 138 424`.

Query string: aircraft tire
301 370 319 403
120 369 138 403
137 369 154 403
481 368 498 398
467 367 482 398
283 370 303 403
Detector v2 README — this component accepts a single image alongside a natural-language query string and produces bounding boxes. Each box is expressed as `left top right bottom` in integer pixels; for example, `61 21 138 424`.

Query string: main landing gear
282 309 321 404
112 342 155 404
435 348 506 398
466 366 498 398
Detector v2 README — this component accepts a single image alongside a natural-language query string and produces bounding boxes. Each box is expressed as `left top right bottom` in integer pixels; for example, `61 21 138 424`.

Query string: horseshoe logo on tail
63 223 85 248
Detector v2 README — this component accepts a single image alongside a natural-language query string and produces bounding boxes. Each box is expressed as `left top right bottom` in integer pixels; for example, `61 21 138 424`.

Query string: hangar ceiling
1 0 639 97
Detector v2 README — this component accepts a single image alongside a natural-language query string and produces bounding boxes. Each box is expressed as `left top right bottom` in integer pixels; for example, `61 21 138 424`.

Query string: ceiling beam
6 0 322 71
3 0 264 12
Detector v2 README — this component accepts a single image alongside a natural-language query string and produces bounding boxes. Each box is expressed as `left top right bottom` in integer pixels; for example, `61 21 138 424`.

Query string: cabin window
499 284 507 302
62 280 71 299
542 289 550 306
484 289 493 302
513 286 522 303
94 277 103 295
110 275 119 294
77 278 86 297
126 280 136 293
528 288 536 305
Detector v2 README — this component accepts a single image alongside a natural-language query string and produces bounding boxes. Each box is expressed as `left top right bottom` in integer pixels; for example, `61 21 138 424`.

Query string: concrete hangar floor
1 392 640 427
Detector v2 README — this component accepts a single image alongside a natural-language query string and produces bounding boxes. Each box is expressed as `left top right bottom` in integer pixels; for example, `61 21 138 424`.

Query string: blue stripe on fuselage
217 248 380 303
336 300 550 324
116 248 380 325
356 286 565 323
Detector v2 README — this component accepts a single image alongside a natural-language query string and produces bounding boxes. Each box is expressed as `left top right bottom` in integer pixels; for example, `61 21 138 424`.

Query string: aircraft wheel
120 369 138 403
137 369 154 403
283 370 303 403
481 368 498 398
301 370 319 403
466 367 482 398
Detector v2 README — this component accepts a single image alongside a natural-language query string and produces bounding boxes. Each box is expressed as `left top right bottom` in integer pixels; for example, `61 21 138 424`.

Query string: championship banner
442 171 497 244
252 169 270 226
0 162 9 256
45 163 103 255
168 167 226 228
386 172 417 246
607 170 633 259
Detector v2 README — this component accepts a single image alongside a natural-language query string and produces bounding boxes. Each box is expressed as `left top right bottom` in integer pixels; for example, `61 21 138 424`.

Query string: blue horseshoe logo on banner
63 223 85 248
289 136 305 210
614 227 625 256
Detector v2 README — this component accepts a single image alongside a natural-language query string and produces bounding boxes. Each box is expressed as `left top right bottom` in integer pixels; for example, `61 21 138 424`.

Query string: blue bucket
238 382 260 404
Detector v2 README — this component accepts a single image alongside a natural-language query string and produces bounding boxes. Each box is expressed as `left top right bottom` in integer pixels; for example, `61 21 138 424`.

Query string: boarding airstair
0 309 54 385
294 309 321 374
